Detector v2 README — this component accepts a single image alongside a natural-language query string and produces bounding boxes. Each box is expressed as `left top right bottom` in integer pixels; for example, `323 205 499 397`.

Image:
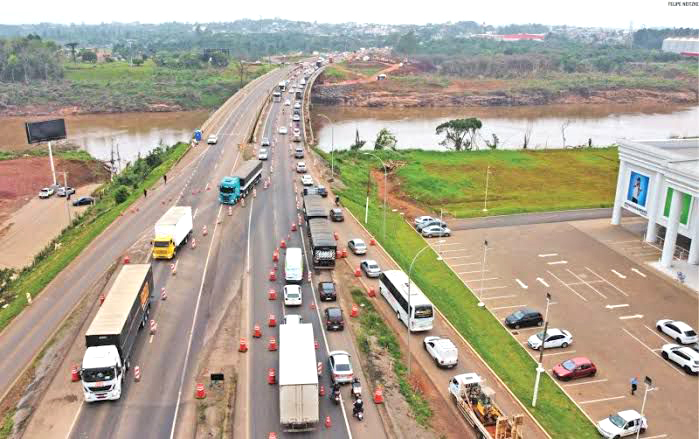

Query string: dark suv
318 281 337 301
504 308 544 329
330 208 344 222
324 307 344 331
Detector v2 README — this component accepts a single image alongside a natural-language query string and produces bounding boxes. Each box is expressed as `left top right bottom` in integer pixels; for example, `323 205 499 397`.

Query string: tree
207 51 229 68
132 57 144 66
374 128 397 150
435 118 482 151
350 128 366 151
79 49 97 63
114 186 129 204
65 42 78 62
396 30 419 54
484 133 499 150
236 59 248 90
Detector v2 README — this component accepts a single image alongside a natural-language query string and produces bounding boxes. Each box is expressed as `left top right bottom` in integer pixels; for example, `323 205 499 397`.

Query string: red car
552 357 597 381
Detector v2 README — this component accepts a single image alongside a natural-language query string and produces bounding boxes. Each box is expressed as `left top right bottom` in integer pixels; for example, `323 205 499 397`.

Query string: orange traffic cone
325 416 332 428
368 287 376 297
253 324 262 338
351 304 359 317
268 314 277 327
239 338 248 352
374 387 384 404
268 337 277 351
280 239 286 249
268 289 277 300
268 368 276 384
195 383 206 399
354 267 361 277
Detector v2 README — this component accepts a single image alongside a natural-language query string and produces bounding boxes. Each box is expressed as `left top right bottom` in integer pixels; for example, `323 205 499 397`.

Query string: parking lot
427 218 698 438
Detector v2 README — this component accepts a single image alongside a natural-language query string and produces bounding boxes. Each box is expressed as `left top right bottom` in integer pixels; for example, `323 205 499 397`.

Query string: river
0 110 209 163
312 104 699 151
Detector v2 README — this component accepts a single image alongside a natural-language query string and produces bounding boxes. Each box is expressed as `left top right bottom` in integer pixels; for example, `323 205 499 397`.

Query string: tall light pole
483 165 491 212
317 113 334 181
436 207 445 261
363 152 387 241
61 172 71 224
635 376 653 439
478 239 488 308
532 292 552 407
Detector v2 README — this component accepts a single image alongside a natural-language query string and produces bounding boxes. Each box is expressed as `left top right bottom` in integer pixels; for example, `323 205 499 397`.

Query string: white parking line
462 277 500 282
631 268 647 277
536 277 550 288
643 435 668 439
566 280 605 286
623 328 684 376
429 241 461 246
644 325 670 343
585 267 629 297
543 350 576 357
566 269 607 299
444 255 474 260
472 286 509 291
611 269 627 279
490 304 527 311
436 249 469 254
547 260 568 265
579 395 626 405
547 270 588 302
563 378 608 387
515 279 528 289
459 269 489 274
453 262 482 268
538 253 558 257
481 294 517 301
512 327 542 332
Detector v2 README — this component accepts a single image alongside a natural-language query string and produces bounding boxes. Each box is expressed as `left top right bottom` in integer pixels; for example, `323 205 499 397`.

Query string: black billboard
25 119 67 144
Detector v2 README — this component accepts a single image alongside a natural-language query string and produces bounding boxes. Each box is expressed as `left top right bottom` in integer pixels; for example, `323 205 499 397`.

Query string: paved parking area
428 219 698 438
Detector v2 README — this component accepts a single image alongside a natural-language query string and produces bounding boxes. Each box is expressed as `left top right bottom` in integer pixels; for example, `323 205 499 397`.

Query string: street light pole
478 239 488 307
317 113 334 181
363 152 387 241
483 165 491 212
62 172 71 224
635 376 653 439
532 292 551 407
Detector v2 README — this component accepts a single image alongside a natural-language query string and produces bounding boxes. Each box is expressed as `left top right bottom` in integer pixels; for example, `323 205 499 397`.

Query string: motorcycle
352 400 364 421
350 378 362 400
330 385 341 405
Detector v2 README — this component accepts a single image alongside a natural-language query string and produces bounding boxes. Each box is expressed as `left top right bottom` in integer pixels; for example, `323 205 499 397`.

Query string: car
258 148 269 160
504 308 544 329
294 102 301 109
57 186 75 197
330 208 344 222
294 147 304 158
293 128 301 136
552 357 597 381
292 114 301 122
656 319 698 344
348 239 367 255
304 185 327 198
527 328 573 350
360 259 381 278
72 196 95 206
328 350 353 383
414 216 434 227
278 126 288 135
283 314 303 325
293 134 301 143
324 307 344 331
38 187 54 198
284 99 291 106
261 137 271 147
691 341 699 354
596 410 647 438
423 336 458 368
416 219 447 232
301 175 313 186
283 284 302 306
296 162 307 173
207 134 218 144
318 281 337 301
661 343 699 374
293 108 301 116
421 225 451 237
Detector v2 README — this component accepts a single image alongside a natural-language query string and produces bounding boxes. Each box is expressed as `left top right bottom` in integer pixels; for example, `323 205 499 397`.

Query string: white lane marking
605 304 630 309
538 253 558 257
453 262 482 268
428 242 461 246
566 280 605 286
619 314 643 320
459 269 489 274
543 350 576 357
481 294 517 301
606 239 639 244
622 329 683 377
563 378 608 387
173 259 179 273
490 304 527 311
643 435 668 439
579 395 626 405
64 400 84 439
462 277 499 282
644 325 670 343
246 198 254 273
436 249 469 254
611 269 626 279
584 267 629 297
536 277 550 288
631 268 646 278
471 285 509 291
149 334 154 344
547 270 588 302
515 279 528 289
192 207 199 219
444 255 474 260
566 269 607 299
547 260 568 265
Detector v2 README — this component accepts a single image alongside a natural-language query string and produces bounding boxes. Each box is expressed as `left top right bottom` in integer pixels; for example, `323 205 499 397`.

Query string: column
688 210 699 265
661 188 683 268
611 161 627 225
644 172 662 243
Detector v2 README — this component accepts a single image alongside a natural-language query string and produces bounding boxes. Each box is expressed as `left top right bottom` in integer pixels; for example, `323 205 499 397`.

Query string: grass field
325 148 603 438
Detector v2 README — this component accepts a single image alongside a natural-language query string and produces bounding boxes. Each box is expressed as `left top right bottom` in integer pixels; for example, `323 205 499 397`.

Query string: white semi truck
81 264 153 402
279 322 319 431
152 206 193 259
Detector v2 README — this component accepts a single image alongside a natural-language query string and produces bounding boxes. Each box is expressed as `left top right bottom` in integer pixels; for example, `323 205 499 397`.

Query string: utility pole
483 165 491 212
47 141 57 186
478 239 488 307
532 292 552 407
62 172 71 224
635 376 653 439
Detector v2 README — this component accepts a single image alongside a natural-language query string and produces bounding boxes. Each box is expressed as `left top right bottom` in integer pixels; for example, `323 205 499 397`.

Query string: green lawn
321 66 349 81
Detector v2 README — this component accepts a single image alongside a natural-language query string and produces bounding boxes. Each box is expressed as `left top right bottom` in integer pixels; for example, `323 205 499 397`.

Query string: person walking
163 174 167 184
143 188 147 198
630 376 638 395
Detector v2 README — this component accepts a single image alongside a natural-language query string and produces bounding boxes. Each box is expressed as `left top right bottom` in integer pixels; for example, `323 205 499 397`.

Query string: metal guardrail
302 66 325 146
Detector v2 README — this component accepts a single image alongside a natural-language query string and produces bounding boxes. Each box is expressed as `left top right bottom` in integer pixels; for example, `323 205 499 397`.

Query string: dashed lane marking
619 314 643 320
515 279 528 289
563 378 608 387
538 253 558 257
605 304 629 309
547 260 568 265
611 269 626 279
579 395 626 405
631 268 646 277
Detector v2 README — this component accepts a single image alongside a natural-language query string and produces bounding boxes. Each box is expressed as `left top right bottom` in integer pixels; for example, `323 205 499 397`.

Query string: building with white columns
612 139 698 268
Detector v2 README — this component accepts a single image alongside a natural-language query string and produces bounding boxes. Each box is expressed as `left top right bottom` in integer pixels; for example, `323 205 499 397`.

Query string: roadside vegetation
0 408 14 439
0 147 93 162
326 150 599 437
0 142 188 332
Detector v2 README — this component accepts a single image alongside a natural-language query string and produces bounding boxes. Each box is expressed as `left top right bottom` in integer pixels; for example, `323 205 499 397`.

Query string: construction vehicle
152 206 193 259
448 373 524 439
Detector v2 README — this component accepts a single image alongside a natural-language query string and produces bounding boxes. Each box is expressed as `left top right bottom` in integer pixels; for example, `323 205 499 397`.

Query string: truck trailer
279 322 319 431
302 194 328 221
81 264 153 402
307 218 336 269
219 160 263 204
152 206 193 259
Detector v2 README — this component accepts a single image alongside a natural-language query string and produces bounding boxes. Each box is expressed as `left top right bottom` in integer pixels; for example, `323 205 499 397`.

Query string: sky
2 0 697 28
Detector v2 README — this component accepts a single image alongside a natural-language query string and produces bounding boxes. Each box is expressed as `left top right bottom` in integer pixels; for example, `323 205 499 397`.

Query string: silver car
360 259 381 278
328 350 354 384
258 148 269 160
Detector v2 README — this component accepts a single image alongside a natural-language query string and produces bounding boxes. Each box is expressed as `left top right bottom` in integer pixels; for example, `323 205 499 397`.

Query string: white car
661 343 699 374
421 225 451 237
294 102 301 109
261 137 271 147
596 410 647 438
296 162 307 173
278 126 288 135
292 114 300 122
527 328 573 350
283 285 302 306
293 128 301 136
207 134 218 144
258 149 269 160
360 259 381 278
348 238 367 255
38 187 54 198
328 350 354 384
414 216 434 227
284 99 291 106
656 319 698 344
423 336 458 368
301 175 313 186
283 314 303 325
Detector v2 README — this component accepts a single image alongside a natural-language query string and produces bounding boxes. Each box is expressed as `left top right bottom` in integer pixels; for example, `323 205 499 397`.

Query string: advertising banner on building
624 170 650 215
663 188 693 226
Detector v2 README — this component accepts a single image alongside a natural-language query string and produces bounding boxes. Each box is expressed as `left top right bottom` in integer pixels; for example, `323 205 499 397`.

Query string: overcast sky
3 0 696 28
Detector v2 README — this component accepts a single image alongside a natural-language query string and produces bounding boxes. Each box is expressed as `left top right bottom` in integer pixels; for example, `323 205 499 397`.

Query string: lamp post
317 113 334 181
363 152 387 241
636 376 653 439
532 292 552 407
483 165 491 212
436 208 446 261
478 239 488 307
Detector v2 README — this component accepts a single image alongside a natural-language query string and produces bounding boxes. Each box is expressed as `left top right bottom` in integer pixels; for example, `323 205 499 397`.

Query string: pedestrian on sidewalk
143 188 147 198
163 174 167 184
631 376 638 395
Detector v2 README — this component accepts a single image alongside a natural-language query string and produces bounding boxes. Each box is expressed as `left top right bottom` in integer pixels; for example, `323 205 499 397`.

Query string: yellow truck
152 206 193 259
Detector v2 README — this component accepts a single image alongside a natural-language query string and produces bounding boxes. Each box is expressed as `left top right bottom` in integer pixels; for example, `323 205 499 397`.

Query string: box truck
152 206 193 259
279 322 319 431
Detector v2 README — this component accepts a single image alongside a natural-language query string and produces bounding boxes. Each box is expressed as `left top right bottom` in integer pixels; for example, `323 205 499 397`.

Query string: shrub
114 186 129 204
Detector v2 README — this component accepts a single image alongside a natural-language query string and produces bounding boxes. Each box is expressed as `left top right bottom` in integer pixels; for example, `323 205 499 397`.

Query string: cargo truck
279 322 319 431
307 218 336 269
302 194 328 221
152 206 193 259
448 373 524 439
81 264 153 402
219 160 263 204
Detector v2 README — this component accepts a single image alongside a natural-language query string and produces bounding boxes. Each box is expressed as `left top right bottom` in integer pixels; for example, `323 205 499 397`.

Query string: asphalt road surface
449 207 633 231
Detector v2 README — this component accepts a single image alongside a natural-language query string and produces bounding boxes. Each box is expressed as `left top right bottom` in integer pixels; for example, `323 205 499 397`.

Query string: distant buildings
471 33 545 42
662 38 699 56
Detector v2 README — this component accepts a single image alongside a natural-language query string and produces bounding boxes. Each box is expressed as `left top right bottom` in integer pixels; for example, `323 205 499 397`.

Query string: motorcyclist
353 397 364 415
331 382 341 400
335 195 340 206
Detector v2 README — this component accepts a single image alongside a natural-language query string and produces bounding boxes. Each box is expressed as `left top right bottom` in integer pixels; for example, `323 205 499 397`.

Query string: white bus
285 247 304 284
278 81 287 92
378 270 434 331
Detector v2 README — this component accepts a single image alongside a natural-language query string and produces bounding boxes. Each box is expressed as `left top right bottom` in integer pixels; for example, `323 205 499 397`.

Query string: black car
318 281 337 301
504 308 544 329
72 196 95 206
324 307 344 331
330 208 344 222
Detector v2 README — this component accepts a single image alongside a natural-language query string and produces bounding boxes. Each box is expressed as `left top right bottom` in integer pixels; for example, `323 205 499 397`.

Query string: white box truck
152 206 193 259
279 322 319 431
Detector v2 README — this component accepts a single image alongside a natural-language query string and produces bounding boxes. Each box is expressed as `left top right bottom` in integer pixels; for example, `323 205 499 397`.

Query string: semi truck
302 194 328 221
152 206 193 259
448 373 524 439
307 218 336 269
81 264 153 402
279 322 319 431
219 160 263 204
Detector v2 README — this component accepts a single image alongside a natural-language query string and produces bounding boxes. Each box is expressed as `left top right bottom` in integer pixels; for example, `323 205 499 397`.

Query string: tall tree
435 118 482 151
350 128 365 151
65 42 78 62
374 128 397 150
396 30 419 54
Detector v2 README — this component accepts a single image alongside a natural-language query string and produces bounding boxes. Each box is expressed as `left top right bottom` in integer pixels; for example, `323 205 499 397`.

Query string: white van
285 247 304 284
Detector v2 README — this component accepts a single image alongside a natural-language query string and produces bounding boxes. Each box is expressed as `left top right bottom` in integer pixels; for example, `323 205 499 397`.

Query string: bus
378 270 434 331
278 81 286 92
285 247 304 284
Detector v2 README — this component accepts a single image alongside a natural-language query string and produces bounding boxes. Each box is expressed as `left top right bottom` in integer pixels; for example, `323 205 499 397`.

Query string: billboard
626 171 650 209
25 119 67 144
663 188 692 226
